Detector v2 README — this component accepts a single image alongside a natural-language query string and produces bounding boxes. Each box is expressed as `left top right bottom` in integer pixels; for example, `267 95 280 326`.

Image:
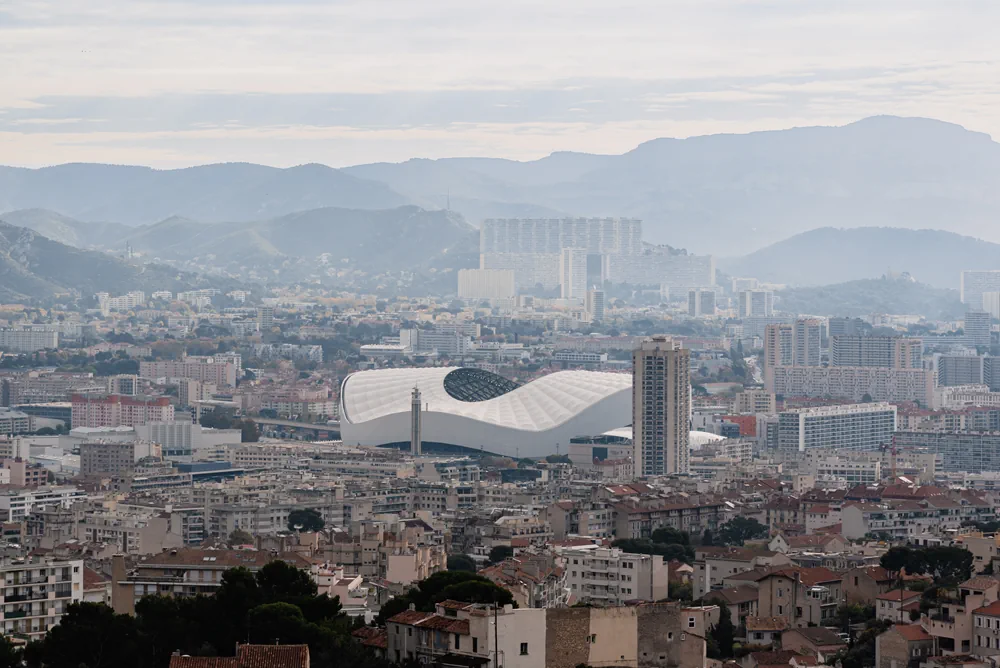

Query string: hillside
343 116 1000 254
0 163 408 225
0 209 130 249
117 205 479 278
719 227 1000 289
0 220 221 302
776 277 965 319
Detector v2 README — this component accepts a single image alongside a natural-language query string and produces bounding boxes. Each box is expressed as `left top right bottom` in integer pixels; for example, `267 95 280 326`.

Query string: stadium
339 367 632 458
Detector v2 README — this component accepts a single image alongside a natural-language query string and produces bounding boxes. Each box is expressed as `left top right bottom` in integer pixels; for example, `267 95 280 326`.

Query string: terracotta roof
169 659 236 668
418 616 470 634
851 566 892 583
785 535 839 549
82 566 107 590
960 576 1000 591
876 589 921 602
787 626 847 648
748 650 801 664
974 600 1000 617
352 626 387 649
388 610 434 625
168 646 310 668
702 585 759 605
746 616 789 631
237 644 309 668
893 624 931 642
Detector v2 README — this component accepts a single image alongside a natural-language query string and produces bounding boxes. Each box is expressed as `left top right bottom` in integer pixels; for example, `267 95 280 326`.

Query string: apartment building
0 557 83 640
560 546 667 605
479 555 569 609
0 327 58 353
71 394 174 428
139 357 238 387
693 547 792 599
921 576 1000 656
110 548 311 615
612 499 725 541
739 291 774 318
894 431 1000 473
830 335 923 369
633 336 690 476
733 389 776 415
776 403 897 453
457 268 516 300
0 486 88 522
767 366 934 405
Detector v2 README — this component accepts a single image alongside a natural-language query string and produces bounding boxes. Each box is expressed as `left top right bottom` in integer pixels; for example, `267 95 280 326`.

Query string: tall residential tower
632 337 690 476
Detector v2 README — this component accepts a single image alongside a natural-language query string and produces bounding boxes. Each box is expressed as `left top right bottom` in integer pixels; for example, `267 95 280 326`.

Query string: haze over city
4 3 1000 668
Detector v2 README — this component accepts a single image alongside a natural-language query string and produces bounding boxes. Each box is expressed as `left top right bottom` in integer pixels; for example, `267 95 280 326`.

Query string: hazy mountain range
4 116 1000 258
720 227 1000 289
775 277 965 320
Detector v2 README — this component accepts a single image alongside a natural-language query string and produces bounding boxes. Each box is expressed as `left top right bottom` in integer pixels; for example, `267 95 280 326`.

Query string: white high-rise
633 337 690 476
586 289 606 323
738 290 774 318
962 270 1000 307
984 292 1000 321
560 248 588 300
457 269 516 300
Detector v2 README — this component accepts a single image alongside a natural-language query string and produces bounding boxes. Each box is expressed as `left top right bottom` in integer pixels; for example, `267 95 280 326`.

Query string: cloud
1 0 999 166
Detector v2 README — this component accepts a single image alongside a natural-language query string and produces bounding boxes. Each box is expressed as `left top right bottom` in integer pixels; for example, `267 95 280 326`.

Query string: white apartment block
139 357 237 387
962 270 1000 306
457 269 516 300
633 337 690 476
767 366 934 406
0 558 84 640
560 547 668 605
777 403 897 453
136 422 242 462
738 290 774 318
732 389 776 414
480 217 643 255
0 328 58 353
0 487 88 522
560 247 588 300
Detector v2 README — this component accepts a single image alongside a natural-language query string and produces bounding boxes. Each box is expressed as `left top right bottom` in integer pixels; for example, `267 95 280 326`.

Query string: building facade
633 337 690 476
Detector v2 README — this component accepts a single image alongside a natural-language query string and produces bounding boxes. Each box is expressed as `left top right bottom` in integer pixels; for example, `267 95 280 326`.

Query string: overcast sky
2 0 998 168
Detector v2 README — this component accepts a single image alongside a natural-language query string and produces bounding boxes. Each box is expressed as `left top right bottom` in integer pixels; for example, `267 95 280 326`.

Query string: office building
0 328 58 353
561 547 668 605
937 355 985 387
687 289 716 317
398 329 473 357
80 442 143 476
178 379 217 408
830 335 922 368
738 290 774 318
586 289 606 323
633 337 690 476
793 319 822 367
457 269 516 300
767 366 934 406
961 270 1000 307
777 403 896 453
71 394 174 428
135 422 242 461
559 248 588 300
0 558 84 640
965 310 991 347
0 409 33 434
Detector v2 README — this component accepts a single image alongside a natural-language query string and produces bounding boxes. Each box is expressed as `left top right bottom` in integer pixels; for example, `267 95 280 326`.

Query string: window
589 634 597 644
472 638 478 653
454 634 460 650
520 643 528 655
408 628 412 637
777 605 783 615
667 632 673 641
777 588 784 597
688 617 695 629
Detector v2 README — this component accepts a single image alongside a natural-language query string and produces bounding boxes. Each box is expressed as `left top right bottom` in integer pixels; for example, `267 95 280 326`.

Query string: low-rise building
559 546 667 605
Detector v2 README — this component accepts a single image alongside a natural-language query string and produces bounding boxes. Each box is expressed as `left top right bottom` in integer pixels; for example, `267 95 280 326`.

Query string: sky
1 0 999 168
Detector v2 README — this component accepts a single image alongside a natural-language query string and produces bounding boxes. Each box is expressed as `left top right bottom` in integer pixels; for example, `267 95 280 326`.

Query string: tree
240 419 260 443
229 529 254 546
717 517 768 546
287 508 325 533
651 527 689 546
861 393 873 403
701 529 714 546
707 605 735 659
447 554 478 573
25 602 142 668
880 545 973 587
0 636 21 668
667 581 692 602
257 560 318 601
488 545 513 564
248 602 311 645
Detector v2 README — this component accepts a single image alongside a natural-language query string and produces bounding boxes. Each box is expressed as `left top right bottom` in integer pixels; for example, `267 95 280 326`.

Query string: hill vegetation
775 276 965 319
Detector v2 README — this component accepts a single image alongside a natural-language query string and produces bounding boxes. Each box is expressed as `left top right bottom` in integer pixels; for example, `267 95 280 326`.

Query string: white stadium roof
339 367 632 458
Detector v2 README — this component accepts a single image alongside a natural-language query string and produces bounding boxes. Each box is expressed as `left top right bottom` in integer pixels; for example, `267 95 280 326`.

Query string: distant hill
0 163 408 225
0 209 131 249
776 276 965 319
112 205 479 278
719 227 1000 289
0 220 219 301
343 116 1000 254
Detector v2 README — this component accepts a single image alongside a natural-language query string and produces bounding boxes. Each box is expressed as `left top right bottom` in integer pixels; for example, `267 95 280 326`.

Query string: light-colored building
71 394 174 428
777 403 897 453
559 247 588 300
457 268 516 300
633 337 690 476
687 289 716 317
963 270 1000 307
831 335 923 368
560 546 667 605
793 319 823 367
0 327 58 353
139 357 238 387
767 366 934 406
0 557 83 640
733 389 776 414
587 289 606 323
738 290 774 318
135 421 242 462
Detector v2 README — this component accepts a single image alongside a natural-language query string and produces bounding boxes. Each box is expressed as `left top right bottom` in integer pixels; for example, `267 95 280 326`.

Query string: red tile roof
876 589 921 602
237 644 309 668
974 600 1000 617
893 624 931 642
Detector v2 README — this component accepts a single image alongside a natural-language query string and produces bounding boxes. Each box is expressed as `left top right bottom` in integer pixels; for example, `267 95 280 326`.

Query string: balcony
5 611 27 619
